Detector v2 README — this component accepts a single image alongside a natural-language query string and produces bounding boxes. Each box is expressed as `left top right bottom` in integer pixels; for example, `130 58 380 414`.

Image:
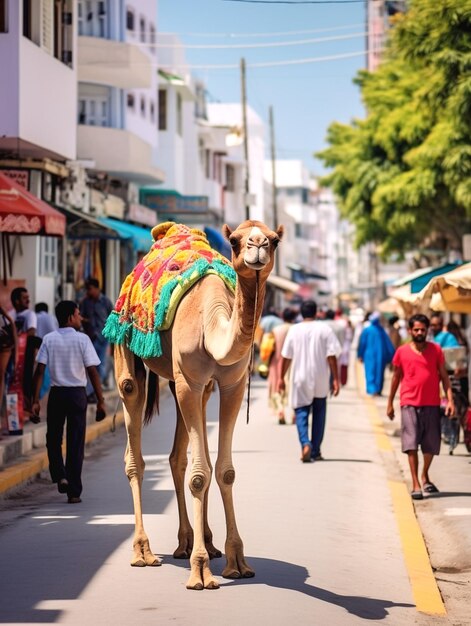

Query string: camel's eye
229 236 239 248
272 238 280 249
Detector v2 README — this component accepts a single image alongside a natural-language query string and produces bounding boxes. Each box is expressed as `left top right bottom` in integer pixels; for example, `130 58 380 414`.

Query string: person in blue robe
358 312 396 396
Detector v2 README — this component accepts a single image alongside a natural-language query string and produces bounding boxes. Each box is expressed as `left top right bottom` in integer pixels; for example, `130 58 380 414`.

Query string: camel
109 219 283 590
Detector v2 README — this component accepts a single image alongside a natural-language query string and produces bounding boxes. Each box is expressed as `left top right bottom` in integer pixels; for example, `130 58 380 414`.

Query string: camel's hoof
242 569 255 578
186 582 204 591
207 546 222 560
222 568 241 579
173 548 192 559
147 557 162 567
205 579 220 590
131 559 146 567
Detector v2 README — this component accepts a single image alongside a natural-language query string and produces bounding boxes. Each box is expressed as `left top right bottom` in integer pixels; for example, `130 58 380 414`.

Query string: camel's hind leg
175 376 219 590
115 345 161 567
169 381 221 560
216 381 255 579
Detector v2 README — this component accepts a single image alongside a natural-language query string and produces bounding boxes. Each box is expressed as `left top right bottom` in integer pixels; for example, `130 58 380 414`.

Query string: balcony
78 37 152 90
77 126 165 184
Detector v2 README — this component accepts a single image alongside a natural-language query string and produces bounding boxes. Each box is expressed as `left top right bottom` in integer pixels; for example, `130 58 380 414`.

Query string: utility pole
269 105 280 275
240 58 250 221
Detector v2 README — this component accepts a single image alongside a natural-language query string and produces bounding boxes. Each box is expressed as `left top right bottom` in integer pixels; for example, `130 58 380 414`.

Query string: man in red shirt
387 313 454 500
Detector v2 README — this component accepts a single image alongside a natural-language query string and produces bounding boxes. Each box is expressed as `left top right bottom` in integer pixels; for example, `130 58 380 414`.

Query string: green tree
316 0 471 258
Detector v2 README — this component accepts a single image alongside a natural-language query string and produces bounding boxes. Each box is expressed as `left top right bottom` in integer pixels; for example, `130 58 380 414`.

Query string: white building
0 0 76 309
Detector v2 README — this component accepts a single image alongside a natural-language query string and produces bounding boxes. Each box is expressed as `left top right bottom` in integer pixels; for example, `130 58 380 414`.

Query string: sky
158 0 366 176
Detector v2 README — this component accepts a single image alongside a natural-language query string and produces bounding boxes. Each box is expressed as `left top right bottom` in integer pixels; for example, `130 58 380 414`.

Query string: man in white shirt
9 287 37 335
31 301 106 504
279 300 341 463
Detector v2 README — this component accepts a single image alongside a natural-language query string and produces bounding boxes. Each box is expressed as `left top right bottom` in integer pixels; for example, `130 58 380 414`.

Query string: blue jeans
295 397 327 458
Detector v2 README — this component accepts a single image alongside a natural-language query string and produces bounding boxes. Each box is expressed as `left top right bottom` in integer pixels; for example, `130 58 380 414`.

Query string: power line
186 49 368 69
223 0 365 4
153 31 365 49
177 22 365 38
79 48 370 70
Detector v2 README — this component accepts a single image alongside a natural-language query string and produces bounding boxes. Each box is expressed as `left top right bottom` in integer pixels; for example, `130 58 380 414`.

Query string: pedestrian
429 314 460 348
339 319 354 386
8 287 36 336
0 306 17 436
259 307 283 333
357 312 395 396
387 313 454 500
34 302 58 339
8 287 38 422
79 278 113 400
278 300 341 463
387 315 402 351
31 300 106 504
34 303 59 400
267 307 297 424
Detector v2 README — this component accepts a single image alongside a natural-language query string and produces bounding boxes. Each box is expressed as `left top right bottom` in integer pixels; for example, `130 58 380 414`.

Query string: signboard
128 203 157 227
144 192 208 214
2 170 30 189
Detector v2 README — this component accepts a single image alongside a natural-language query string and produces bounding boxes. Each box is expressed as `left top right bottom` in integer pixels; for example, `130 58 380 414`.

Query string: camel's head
222 220 284 277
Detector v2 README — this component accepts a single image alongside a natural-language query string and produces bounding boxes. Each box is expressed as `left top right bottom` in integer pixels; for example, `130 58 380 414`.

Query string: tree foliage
316 0 471 258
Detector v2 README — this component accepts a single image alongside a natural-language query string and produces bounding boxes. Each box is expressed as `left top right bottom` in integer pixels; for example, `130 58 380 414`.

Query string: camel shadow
164 555 414 620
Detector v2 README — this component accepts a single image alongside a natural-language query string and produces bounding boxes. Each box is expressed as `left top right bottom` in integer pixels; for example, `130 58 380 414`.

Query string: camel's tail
144 370 159 425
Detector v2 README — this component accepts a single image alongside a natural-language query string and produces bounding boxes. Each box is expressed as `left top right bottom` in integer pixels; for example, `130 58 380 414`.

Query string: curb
0 411 125 497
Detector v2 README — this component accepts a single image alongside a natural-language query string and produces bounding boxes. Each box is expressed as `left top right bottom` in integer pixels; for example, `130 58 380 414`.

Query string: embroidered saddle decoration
103 222 236 358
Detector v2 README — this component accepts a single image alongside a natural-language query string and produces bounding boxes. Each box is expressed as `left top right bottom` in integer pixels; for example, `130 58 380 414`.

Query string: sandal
423 482 439 494
411 490 423 500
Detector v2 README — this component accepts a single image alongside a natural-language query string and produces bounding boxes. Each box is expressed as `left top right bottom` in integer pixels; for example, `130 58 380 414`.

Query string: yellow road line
389 480 446 616
366 397 392 451
364 392 446 616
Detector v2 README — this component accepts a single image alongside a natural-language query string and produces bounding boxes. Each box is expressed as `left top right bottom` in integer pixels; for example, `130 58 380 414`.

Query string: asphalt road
0 373 469 625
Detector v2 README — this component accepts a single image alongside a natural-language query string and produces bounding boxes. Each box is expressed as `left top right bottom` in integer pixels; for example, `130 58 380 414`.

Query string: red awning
0 172 65 236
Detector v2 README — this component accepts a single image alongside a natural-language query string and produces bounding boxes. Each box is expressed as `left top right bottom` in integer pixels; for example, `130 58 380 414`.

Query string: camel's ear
222 224 232 241
276 225 284 240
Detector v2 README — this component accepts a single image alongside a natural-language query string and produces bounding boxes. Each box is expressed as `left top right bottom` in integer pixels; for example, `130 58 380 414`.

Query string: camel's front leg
216 382 255 579
176 378 219 590
169 381 221 560
117 348 160 567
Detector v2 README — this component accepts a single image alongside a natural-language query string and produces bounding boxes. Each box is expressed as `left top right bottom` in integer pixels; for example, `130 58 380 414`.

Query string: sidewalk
0 387 125 495
355 361 471 621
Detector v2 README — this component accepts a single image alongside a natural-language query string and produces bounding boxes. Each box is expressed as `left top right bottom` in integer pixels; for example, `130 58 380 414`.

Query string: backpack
259 332 275 364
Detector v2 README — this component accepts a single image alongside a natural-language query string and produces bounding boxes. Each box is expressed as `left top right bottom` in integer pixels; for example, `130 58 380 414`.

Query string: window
139 16 145 42
149 23 156 54
176 92 182 136
23 0 73 65
295 223 302 238
205 149 211 179
39 237 58 277
54 0 73 67
0 0 8 33
127 93 135 110
140 95 146 117
158 89 167 130
126 8 134 31
225 165 235 192
150 101 155 122
78 95 109 126
77 0 107 37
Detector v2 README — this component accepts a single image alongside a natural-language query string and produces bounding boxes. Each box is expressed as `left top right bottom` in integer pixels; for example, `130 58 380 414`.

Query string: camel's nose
247 227 269 249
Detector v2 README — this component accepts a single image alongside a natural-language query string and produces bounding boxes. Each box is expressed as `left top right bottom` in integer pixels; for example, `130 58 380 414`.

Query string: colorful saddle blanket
103 222 236 358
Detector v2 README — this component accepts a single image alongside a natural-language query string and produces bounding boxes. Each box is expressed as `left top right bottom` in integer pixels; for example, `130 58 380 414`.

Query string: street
0 375 469 625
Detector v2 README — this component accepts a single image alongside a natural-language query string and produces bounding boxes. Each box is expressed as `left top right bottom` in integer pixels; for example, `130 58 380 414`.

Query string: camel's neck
204 274 266 366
